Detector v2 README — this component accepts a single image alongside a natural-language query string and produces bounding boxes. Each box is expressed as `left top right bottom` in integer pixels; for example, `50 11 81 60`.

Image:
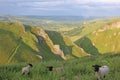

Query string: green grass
0 22 41 64
0 54 120 80
1 17 120 65
64 21 106 42
87 28 120 54
75 19 120 55
46 30 89 58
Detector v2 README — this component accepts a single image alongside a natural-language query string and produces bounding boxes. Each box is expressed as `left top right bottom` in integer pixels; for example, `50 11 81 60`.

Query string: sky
0 0 120 16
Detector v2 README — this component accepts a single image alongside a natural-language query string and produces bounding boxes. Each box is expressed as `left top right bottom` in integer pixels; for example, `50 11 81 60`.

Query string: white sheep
92 65 109 80
22 63 33 75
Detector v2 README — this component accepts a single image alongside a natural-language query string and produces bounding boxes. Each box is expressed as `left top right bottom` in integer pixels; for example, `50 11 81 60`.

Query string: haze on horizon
0 0 120 16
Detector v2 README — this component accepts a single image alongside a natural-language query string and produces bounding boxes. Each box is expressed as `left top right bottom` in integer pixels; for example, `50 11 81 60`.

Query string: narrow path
7 39 22 64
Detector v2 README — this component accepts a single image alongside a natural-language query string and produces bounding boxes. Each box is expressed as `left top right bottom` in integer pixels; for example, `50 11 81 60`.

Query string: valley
0 16 120 80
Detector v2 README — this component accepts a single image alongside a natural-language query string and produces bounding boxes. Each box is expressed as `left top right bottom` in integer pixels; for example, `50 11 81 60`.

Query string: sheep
22 63 33 75
46 66 64 73
92 64 109 80
46 66 53 71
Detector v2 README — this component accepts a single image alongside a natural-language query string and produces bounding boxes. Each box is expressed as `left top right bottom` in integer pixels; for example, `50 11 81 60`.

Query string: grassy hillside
1 16 120 64
75 20 120 55
0 16 120 80
64 21 106 42
0 22 40 64
0 54 120 80
46 31 89 59
0 21 89 64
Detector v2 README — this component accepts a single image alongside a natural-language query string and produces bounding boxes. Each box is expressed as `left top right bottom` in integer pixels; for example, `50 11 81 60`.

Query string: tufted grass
0 54 120 80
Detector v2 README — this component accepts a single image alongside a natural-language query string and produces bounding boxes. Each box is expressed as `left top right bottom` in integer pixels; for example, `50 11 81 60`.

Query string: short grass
0 54 120 80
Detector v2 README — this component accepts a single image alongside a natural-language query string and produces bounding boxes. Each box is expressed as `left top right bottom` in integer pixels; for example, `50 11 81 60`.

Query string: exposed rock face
53 45 66 60
110 22 120 29
37 28 66 60
98 21 120 32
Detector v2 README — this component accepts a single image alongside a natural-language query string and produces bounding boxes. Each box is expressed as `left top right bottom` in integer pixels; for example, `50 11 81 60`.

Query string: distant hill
0 16 102 22
74 19 120 55
0 21 89 64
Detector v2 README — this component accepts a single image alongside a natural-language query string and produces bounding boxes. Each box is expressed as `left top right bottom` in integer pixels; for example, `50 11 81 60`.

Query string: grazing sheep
46 66 53 71
92 65 109 80
22 63 33 75
46 66 64 73
54 66 64 73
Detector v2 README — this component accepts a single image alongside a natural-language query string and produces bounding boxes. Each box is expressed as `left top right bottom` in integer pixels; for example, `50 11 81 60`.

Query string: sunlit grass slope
64 21 106 42
0 22 40 64
0 21 63 64
75 19 120 55
0 21 89 64
46 31 89 59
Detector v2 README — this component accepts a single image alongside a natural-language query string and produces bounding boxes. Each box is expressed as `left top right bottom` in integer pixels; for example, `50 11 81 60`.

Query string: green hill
75 19 120 55
0 21 89 64
1 17 120 64
46 31 88 59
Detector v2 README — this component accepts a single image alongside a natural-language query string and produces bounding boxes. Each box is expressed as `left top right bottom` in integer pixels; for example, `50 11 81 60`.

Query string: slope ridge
75 20 120 55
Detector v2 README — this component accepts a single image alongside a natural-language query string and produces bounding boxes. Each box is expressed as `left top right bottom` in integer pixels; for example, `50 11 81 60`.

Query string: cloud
0 0 120 16
73 0 120 3
95 0 120 3
17 0 65 7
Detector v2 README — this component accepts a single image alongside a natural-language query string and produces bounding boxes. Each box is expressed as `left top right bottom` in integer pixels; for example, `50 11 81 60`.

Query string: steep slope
0 22 64 64
64 21 106 42
31 27 66 60
46 31 89 59
0 21 89 64
64 18 120 42
31 27 89 60
0 22 40 64
75 20 120 55
87 21 120 54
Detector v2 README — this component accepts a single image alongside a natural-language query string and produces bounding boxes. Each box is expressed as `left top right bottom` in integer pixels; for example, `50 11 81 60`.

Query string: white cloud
17 0 65 8
94 0 120 3
34 7 70 11
73 0 120 3
0 0 120 16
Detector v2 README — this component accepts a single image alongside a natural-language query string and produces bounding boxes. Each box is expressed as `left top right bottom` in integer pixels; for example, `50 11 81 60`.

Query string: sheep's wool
22 66 31 74
99 66 109 78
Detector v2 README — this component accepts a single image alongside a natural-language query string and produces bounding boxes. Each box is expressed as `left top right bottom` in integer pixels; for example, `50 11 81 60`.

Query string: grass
64 21 106 42
46 30 88 58
75 19 120 55
0 54 120 80
87 28 120 54
0 22 41 64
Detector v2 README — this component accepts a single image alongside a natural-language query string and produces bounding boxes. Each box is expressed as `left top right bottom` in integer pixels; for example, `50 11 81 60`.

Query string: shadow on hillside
45 30 73 55
77 37 100 55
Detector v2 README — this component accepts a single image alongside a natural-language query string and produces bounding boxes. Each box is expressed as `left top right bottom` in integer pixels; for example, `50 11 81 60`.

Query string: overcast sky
0 0 120 16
